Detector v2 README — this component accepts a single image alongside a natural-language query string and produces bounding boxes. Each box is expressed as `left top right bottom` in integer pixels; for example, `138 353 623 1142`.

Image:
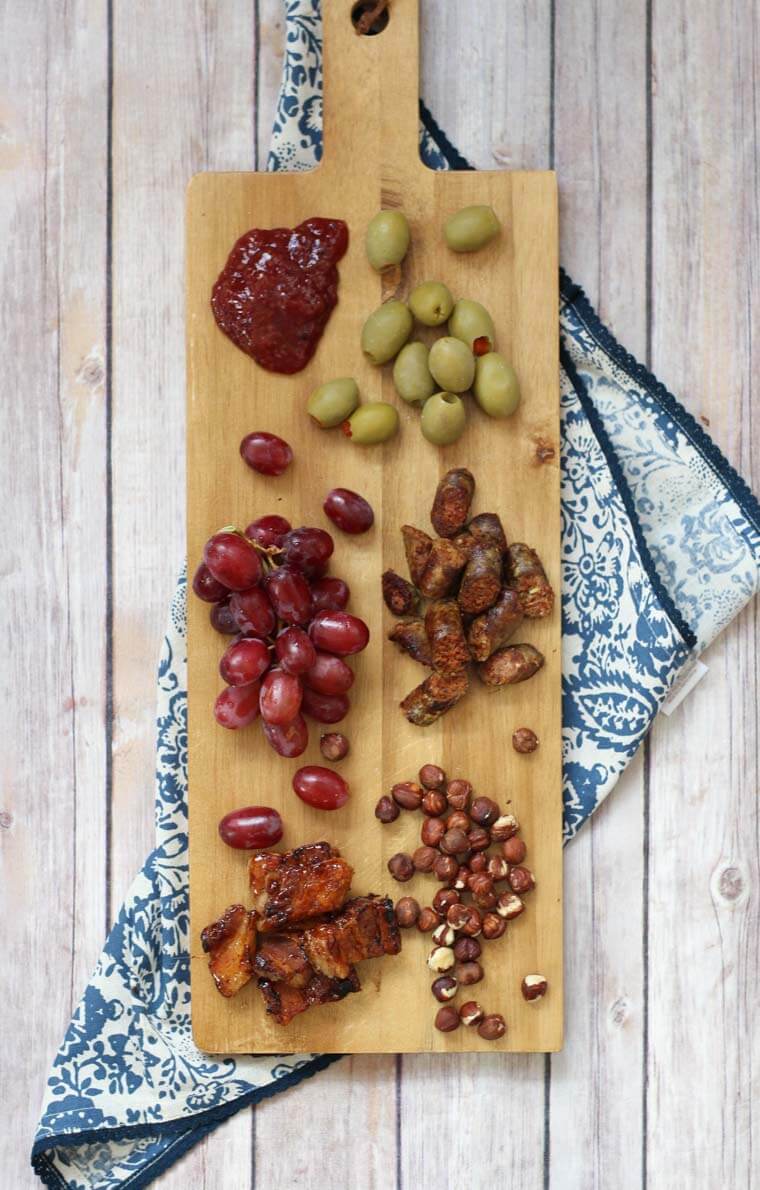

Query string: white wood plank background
1 1 758 1187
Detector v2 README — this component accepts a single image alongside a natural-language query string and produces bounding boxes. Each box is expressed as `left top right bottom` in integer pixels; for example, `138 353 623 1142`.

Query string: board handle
321 0 422 184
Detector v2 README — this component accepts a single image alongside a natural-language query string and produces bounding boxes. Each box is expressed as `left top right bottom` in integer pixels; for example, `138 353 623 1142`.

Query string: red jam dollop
211 217 349 374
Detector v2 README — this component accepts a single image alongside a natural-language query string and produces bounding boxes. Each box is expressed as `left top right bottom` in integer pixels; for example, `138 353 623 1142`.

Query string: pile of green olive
306 204 521 447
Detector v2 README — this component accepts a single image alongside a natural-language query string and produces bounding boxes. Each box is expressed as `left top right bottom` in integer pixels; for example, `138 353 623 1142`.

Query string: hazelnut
459 1000 485 1027
481 911 507 940
446 903 482 937
467 872 495 899
469 852 488 874
421 790 448 817
394 896 420 928
501 837 527 864
490 813 519 842
432 887 460 915
446 810 471 834
431 975 458 1002
392 781 423 811
440 827 469 855
512 727 539 754
445 778 472 811
496 892 525 919
419 763 446 789
470 796 500 827
477 1013 506 1041
454 960 483 986
319 731 349 761
521 974 548 1002
453 865 470 891
487 855 510 882
456 848 473 866
412 844 438 873
417 907 441 933
434 1005 461 1033
475 888 497 911
453 936 481 962
433 853 459 883
431 922 456 947
387 852 415 882
508 865 535 893
467 826 491 852
374 795 400 823
421 817 446 848
427 946 455 973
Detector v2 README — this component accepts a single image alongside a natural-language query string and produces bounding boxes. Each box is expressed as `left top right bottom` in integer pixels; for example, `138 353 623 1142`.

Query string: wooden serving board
186 0 561 1054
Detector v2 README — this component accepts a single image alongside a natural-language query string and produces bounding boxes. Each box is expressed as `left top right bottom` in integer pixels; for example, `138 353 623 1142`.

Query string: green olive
344 402 400 445
392 342 436 404
307 377 360 428
474 353 521 418
421 392 467 446
361 300 413 365
408 281 454 327
448 299 496 353
444 204 501 253
428 336 475 393
365 210 411 271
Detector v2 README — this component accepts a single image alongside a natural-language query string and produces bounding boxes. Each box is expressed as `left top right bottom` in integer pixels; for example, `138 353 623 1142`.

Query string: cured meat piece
468 512 508 553
477 643 545 687
382 569 419 616
248 842 353 931
253 933 313 989
201 904 256 998
458 543 503 615
387 619 434 667
301 895 401 979
430 468 475 538
401 524 434 585
258 968 361 1025
418 538 468 599
400 669 470 726
467 587 524 661
425 600 470 674
505 543 555 618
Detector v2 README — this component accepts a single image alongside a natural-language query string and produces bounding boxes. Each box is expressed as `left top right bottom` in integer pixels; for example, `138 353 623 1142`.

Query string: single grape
281 526 334 577
301 686 350 724
219 637 271 687
192 562 229 603
245 514 292 550
240 431 293 476
262 714 309 758
304 651 355 695
309 611 370 655
293 765 350 810
218 805 283 849
214 682 261 729
323 488 375 535
264 566 313 625
275 626 317 675
259 668 303 726
203 531 262 591
320 732 350 761
310 575 350 612
210 599 238 634
230 586 277 637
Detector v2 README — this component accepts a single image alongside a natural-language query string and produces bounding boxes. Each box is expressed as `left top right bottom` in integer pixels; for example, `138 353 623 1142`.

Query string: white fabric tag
660 655 709 716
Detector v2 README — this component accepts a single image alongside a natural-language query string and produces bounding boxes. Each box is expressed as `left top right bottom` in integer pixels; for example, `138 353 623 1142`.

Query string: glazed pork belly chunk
200 904 257 998
301 895 401 980
257 968 362 1026
248 841 354 932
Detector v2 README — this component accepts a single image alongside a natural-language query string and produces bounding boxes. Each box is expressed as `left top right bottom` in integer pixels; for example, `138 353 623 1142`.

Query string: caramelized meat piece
248 842 353 932
452 531 476 559
201 904 256 998
458 543 503 615
425 599 470 674
253 933 313 988
418 538 468 599
430 468 475 538
301 895 401 979
382 569 419 616
468 512 508 553
387 619 434 667
467 587 524 661
401 524 434 585
401 669 470 726
477 643 545 687
258 968 361 1026
506 543 555 618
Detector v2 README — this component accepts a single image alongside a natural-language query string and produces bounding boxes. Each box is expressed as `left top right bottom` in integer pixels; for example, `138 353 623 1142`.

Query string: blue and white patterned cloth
32 3 760 1186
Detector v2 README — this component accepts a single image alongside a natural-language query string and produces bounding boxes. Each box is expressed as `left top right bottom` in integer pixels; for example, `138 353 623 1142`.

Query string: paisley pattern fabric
32 2 760 1186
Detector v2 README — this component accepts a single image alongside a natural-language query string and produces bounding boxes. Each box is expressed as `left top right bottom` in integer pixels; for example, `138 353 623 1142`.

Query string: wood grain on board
186 0 562 1055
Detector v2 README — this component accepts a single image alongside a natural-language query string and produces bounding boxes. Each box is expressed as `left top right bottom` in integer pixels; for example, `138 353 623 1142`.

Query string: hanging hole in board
351 0 390 36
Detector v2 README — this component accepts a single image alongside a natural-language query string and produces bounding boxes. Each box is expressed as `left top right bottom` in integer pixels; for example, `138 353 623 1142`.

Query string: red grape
309 611 370 655
259 668 303 725
214 682 261 729
323 488 374 534
293 765 350 810
203 531 262 591
264 566 313 625
304 651 355 695
192 563 229 603
282 526 334 577
240 431 293 476
301 686 350 724
275 626 317 675
219 637 271 686
210 599 238 634
245 514 292 550
218 805 283 849
310 575 350 612
230 586 276 637
262 714 309 758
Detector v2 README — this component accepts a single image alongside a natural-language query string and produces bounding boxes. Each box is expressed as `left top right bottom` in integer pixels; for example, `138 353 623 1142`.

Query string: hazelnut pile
376 763 540 1040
